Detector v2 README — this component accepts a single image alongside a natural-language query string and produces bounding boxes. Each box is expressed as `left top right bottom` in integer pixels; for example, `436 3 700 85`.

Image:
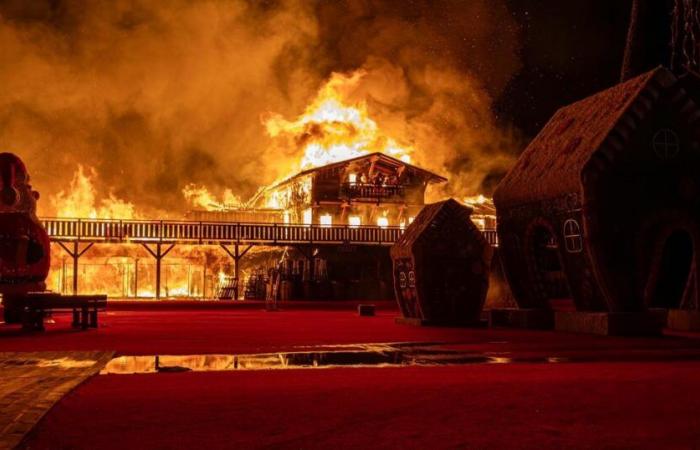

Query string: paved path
0 351 113 450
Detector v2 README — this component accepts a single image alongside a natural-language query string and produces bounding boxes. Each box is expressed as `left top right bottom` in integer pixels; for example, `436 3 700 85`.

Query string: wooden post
142 243 175 299
56 241 94 295
220 243 253 300
134 258 139 298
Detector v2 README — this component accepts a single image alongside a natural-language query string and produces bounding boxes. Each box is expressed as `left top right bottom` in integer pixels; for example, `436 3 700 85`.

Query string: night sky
497 0 633 137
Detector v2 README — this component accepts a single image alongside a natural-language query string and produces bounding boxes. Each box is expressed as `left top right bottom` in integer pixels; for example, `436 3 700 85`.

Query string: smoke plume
0 0 521 216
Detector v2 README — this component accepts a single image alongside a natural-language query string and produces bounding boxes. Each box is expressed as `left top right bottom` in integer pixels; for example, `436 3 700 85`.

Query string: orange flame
50 166 139 219
182 183 242 211
264 70 413 171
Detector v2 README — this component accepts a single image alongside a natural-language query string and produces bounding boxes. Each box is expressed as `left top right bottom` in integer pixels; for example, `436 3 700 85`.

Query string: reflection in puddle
100 343 520 375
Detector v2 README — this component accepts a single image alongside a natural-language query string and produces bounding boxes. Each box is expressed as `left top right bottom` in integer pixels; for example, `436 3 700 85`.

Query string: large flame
264 70 413 171
182 184 242 211
50 166 139 219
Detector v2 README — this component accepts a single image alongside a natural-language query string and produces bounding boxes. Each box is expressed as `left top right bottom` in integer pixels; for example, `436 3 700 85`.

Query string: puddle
100 343 522 375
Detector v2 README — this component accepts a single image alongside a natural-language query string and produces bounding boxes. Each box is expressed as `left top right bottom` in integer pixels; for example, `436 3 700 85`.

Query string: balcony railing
339 183 406 200
40 218 499 246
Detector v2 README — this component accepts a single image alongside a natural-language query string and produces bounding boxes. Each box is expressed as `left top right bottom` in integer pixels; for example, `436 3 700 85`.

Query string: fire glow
264 71 413 172
44 70 495 299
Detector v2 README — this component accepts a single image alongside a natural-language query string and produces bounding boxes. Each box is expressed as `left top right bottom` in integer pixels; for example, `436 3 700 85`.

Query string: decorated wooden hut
390 198 493 325
494 67 700 314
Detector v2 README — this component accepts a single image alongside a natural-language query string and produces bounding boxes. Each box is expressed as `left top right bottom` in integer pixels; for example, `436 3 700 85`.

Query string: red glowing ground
4 305 700 449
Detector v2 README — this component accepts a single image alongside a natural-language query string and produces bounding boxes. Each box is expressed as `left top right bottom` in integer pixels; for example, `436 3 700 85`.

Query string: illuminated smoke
0 0 521 216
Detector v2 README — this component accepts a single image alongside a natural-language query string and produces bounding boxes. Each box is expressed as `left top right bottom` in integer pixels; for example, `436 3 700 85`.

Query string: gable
494 67 677 210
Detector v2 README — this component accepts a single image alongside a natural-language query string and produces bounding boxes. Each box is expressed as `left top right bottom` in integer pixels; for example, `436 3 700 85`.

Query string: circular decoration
652 129 680 160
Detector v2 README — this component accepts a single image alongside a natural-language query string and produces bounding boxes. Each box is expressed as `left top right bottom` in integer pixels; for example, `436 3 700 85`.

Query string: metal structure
42 217 498 299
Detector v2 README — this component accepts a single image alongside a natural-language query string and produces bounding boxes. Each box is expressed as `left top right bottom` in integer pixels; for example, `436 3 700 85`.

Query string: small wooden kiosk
390 198 493 325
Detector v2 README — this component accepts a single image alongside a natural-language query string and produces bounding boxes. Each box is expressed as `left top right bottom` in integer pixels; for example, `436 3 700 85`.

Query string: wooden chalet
256 152 447 227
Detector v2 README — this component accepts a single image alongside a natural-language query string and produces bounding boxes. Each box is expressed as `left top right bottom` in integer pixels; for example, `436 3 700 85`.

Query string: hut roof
494 66 677 209
269 152 447 190
391 198 482 259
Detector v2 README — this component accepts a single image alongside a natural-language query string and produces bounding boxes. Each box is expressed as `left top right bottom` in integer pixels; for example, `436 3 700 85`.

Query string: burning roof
268 152 447 189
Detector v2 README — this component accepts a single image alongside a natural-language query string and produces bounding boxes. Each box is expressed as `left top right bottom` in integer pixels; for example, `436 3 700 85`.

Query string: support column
56 241 94 295
134 258 139 298
142 243 175 299
220 243 253 300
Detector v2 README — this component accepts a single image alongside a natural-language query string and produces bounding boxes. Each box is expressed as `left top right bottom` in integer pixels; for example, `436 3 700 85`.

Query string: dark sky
497 0 633 137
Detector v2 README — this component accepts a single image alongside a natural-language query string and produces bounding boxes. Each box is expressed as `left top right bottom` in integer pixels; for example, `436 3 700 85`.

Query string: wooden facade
391 199 492 325
494 67 700 313
257 153 447 227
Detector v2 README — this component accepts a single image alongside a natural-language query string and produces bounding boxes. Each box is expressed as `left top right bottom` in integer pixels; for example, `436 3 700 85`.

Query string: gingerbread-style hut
494 67 700 314
390 198 493 325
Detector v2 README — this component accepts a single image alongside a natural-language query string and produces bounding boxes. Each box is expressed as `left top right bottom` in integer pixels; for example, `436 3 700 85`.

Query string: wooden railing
339 183 406 200
40 218 499 246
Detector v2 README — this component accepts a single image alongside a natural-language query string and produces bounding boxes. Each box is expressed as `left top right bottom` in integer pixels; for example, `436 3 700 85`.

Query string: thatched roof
391 198 483 259
494 66 678 209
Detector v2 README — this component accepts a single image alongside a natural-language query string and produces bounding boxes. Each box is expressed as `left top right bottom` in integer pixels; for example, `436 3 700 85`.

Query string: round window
652 129 680 160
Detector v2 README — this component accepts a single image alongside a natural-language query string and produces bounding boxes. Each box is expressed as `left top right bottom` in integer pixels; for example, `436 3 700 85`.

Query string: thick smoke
0 0 521 216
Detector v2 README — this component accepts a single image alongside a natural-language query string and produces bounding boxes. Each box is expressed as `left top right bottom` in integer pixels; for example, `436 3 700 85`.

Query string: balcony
339 183 406 200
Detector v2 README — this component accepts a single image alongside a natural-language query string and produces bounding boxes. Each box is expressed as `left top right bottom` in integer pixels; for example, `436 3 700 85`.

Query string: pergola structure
44 217 500 299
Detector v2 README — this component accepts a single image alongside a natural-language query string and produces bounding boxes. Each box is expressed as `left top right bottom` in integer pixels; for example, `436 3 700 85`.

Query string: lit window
377 217 389 228
348 173 357 184
302 209 312 225
348 216 361 228
283 211 290 224
399 219 406 230
319 214 332 227
408 216 414 224
563 219 583 253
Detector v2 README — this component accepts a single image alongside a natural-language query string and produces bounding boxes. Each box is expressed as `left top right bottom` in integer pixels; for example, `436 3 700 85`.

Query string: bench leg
36 312 45 332
81 307 89 330
72 309 81 328
22 309 34 331
89 308 98 328
21 309 44 332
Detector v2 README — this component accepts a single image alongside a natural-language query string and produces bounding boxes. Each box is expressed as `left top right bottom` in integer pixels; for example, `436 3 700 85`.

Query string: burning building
494 67 700 318
253 152 446 228
238 152 448 301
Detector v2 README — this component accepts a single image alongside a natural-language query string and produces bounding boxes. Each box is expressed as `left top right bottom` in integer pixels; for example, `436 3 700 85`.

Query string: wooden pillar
142 243 175 299
57 241 94 295
220 243 253 300
134 258 139 298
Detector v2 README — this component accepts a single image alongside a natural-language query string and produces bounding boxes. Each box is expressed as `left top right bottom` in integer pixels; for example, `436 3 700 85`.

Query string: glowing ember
264 70 413 171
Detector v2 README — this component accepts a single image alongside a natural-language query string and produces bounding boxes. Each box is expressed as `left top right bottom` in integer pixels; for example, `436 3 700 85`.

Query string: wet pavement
99 340 700 374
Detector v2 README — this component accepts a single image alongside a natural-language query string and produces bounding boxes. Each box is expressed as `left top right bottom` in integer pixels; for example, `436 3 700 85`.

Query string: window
563 219 583 253
399 272 407 289
653 128 680 160
302 209 312 225
319 214 332 227
377 217 389 228
348 216 361 228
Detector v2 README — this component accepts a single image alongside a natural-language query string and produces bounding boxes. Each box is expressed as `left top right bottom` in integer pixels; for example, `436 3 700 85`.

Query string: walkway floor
0 351 113 449
3 308 700 449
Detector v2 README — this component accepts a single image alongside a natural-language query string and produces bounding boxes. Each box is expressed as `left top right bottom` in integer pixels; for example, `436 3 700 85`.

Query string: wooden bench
20 293 107 331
